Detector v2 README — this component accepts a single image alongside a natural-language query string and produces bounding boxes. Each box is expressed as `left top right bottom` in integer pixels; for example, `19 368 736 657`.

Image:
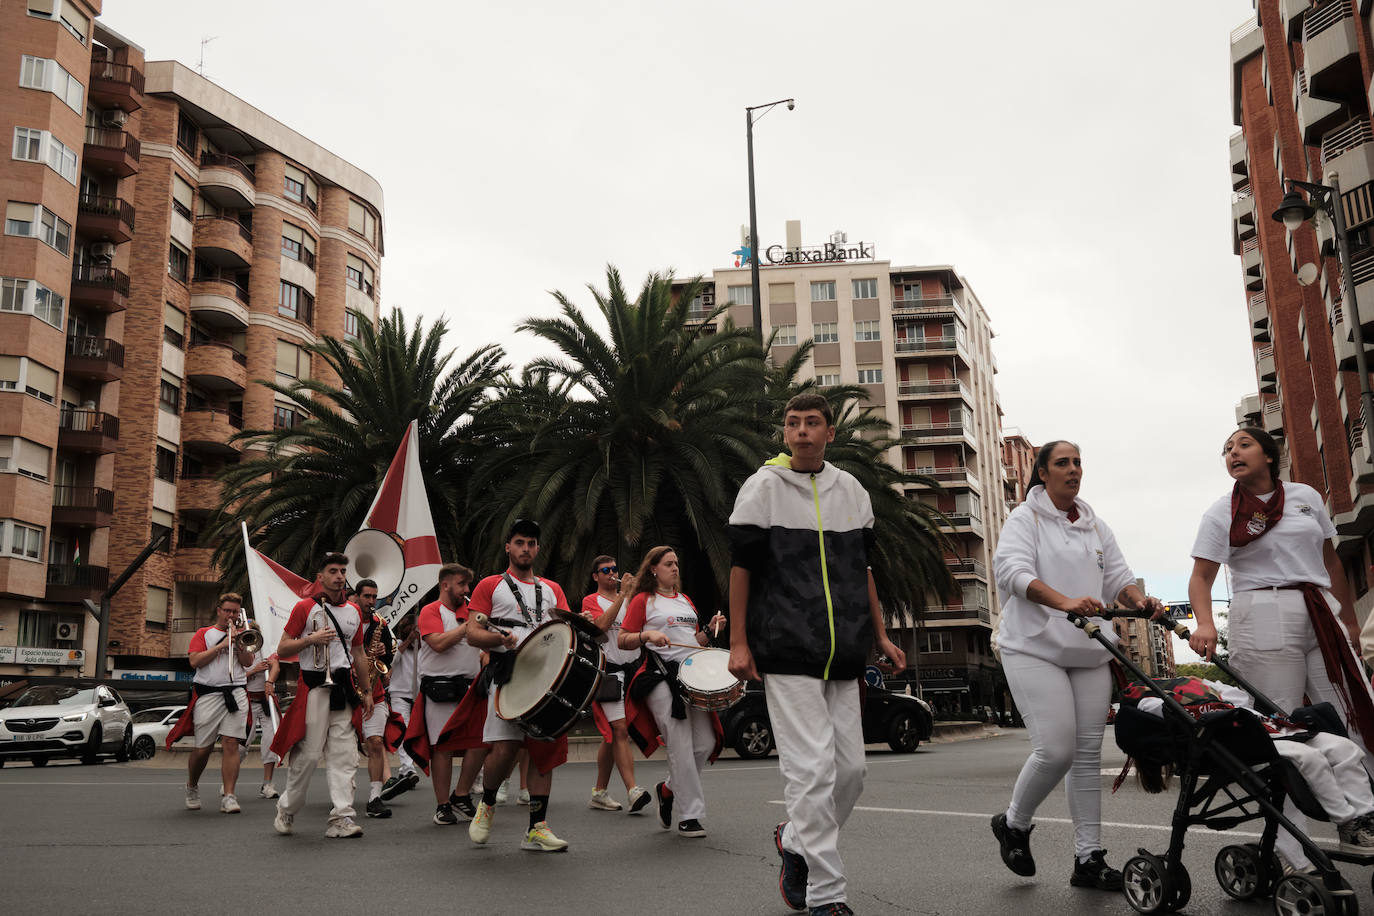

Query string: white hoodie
993 486 1136 667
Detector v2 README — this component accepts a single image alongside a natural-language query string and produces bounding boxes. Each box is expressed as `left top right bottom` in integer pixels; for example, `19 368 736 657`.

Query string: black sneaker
450 793 476 821
678 818 706 838
365 797 392 819
991 812 1035 876
775 822 808 911
433 803 457 826
809 904 853 916
1069 849 1124 891
381 772 419 802
655 781 673 830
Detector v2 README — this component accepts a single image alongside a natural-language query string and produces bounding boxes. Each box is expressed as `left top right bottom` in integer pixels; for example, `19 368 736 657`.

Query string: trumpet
311 600 333 687
234 614 264 654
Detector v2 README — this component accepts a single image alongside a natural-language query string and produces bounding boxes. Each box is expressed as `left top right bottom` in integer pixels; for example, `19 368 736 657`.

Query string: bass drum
495 620 604 739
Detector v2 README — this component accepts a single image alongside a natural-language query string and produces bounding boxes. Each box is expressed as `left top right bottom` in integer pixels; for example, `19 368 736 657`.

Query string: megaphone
343 528 406 598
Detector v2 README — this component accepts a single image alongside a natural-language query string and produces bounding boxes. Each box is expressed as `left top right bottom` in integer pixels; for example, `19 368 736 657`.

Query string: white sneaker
518 788 531 805
258 783 279 799
588 788 623 811
220 794 240 814
520 821 569 852
325 817 363 838
273 808 293 835
185 785 201 810
627 785 651 814
495 780 510 805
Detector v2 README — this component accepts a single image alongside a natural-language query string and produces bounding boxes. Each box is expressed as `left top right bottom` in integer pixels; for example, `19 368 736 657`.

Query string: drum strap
502 573 544 628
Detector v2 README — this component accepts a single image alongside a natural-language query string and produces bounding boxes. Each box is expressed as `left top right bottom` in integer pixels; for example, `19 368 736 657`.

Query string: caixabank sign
764 240 875 265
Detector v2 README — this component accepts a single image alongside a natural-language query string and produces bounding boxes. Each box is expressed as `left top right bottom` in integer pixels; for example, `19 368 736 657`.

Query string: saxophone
366 618 390 682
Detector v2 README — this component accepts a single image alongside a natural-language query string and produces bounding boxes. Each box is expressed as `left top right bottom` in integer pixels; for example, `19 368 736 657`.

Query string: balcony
1235 392 1263 426
76 194 134 244
193 215 253 269
937 512 983 534
1229 131 1248 190
82 127 140 178
905 465 979 491
179 473 223 514
924 604 992 625
45 564 110 602
173 547 218 585
185 337 247 391
945 557 988 580
1249 293 1271 343
1255 344 1276 384
1294 69 1343 145
1303 0 1360 99
1232 187 1256 254
899 422 976 449
1263 398 1284 436
57 409 119 454
1320 119 1374 198
1281 0 1309 40
69 264 129 313
891 296 963 322
198 153 256 210
182 407 243 455
64 336 124 383
189 276 250 329
896 380 971 402
50 486 115 529
1242 237 1264 290
88 58 143 112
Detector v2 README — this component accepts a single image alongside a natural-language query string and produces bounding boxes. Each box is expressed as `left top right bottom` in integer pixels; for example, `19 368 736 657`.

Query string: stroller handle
1082 608 1194 640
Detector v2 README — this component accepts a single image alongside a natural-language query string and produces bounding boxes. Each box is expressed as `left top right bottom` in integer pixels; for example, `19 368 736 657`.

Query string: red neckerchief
1229 481 1283 547
1066 505 1080 523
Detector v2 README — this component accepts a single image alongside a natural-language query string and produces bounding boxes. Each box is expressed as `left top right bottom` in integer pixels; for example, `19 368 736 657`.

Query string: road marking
0 781 185 786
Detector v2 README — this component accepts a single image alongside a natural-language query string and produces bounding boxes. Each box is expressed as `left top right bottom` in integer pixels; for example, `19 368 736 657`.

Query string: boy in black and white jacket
728 394 905 916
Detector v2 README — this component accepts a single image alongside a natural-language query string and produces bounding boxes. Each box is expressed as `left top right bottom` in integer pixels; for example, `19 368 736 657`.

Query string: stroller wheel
1272 873 1342 916
1216 844 1269 900
1169 863 1191 911
1123 851 1175 915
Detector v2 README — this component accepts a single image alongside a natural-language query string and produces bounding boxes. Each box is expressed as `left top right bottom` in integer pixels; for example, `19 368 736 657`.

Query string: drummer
620 546 727 838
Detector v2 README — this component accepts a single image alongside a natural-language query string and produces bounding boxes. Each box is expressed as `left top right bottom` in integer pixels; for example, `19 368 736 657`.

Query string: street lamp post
745 98 794 342
1273 178 1374 462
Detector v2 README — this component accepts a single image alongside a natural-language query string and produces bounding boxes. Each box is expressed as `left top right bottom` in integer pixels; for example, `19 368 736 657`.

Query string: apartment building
1226 0 1374 620
687 221 1012 714
0 1 384 679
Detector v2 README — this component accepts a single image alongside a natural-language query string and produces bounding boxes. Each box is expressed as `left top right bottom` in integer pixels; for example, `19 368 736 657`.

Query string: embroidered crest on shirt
1246 512 1268 536
1095 549 1104 570
1298 504 1312 516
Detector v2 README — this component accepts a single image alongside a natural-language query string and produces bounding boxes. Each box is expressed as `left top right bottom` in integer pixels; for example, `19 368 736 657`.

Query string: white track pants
390 695 419 777
1002 653 1110 859
645 682 714 821
248 697 279 766
278 687 357 825
766 674 865 908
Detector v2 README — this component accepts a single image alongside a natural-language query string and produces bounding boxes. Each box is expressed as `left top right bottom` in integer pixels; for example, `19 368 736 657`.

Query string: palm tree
207 309 507 590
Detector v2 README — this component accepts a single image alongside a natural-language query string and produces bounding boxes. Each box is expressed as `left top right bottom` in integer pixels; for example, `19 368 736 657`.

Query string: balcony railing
945 557 987 578
901 422 967 438
193 273 251 304
185 406 244 430
196 213 252 241
71 264 131 295
897 380 970 399
1305 0 1352 41
83 126 140 159
1321 117 1372 172
46 564 109 590
1231 19 1260 43
77 194 135 230
1256 344 1274 362
58 408 119 438
906 466 972 483
66 335 125 366
51 486 115 512
892 296 957 315
199 152 256 184
88 59 144 94
895 336 961 353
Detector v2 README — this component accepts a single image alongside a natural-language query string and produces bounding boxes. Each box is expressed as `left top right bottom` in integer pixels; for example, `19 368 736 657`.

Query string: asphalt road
2 731 1372 916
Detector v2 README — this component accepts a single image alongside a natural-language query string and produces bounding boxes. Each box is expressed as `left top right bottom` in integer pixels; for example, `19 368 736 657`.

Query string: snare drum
495 620 604 739
677 648 745 711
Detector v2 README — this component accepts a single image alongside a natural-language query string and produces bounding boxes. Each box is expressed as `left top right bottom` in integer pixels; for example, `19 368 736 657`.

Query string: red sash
401 686 488 775
623 660 724 762
268 676 365 759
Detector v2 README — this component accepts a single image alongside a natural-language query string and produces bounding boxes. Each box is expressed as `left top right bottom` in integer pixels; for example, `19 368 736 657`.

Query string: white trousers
278 687 357 824
766 674 865 908
645 682 714 821
247 697 279 766
390 695 419 776
1275 733 1374 823
1230 588 1374 866
1002 653 1110 858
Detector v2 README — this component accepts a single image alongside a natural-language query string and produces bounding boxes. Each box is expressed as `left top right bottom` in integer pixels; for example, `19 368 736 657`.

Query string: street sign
863 665 884 688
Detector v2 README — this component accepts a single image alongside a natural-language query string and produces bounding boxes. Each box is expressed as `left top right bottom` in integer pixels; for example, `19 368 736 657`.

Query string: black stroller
1068 608 1374 915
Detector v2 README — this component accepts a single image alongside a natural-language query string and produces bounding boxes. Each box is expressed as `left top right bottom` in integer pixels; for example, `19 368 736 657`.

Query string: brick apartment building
1227 0 1374 621
684 221 1017 715
0 1 384 679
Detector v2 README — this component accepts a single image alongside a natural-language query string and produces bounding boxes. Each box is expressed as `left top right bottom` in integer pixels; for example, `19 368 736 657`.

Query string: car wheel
81 724 102 765
733 714 774 759
115 726 133 763
30 756 48 767
887 711 920 753
132 735 156 761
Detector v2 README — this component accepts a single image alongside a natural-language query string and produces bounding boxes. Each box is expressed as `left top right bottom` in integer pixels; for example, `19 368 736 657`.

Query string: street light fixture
1272 177 1374 463
745 98 795 343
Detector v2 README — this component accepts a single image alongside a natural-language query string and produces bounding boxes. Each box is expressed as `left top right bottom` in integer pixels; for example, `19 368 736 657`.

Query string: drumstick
471 613 511 636
659 640 707 650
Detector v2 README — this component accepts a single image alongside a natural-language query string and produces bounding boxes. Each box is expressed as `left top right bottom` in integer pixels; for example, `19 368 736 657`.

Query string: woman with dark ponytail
1188 426 1374 873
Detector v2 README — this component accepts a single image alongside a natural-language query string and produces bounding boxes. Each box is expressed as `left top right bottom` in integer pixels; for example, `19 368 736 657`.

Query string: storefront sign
14 647 84 666
113 669 194 682
764 241 875 265
0 647 15 664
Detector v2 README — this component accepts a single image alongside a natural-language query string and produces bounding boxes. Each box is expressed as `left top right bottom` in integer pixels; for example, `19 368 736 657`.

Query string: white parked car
0 682 133 767
130 705 189 760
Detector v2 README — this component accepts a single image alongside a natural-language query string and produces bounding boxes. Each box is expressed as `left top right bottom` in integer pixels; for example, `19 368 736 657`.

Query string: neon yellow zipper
811 473 837 679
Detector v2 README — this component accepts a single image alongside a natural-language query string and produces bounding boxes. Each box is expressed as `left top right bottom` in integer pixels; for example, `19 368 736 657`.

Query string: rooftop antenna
198 35 218 78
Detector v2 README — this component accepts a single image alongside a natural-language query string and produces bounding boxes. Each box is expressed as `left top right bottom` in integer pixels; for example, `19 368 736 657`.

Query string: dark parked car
721 682 935 759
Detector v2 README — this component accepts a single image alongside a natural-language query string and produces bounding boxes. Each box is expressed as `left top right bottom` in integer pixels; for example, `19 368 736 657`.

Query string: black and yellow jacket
727 454 875 680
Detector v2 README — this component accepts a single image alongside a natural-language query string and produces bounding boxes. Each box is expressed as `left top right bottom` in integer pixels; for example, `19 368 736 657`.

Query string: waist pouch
301 668 359 711
420 675 472 704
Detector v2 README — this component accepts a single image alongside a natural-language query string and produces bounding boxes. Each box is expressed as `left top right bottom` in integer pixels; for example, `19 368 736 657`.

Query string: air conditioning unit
102 109 128 128
90 242 116 262
56 622 77 641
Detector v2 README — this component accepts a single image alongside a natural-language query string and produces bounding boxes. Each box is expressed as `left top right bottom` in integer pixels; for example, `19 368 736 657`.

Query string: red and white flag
360 420 442 626
241 522 314 661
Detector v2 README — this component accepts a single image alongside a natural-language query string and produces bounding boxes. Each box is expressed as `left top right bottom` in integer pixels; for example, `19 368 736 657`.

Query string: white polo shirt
1191 482 1335 590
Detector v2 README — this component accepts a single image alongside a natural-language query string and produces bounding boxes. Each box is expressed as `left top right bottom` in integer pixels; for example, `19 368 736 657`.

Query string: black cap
506 518 541 541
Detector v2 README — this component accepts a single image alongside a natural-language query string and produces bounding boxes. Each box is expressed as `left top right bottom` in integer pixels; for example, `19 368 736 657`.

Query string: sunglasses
597 566 618 575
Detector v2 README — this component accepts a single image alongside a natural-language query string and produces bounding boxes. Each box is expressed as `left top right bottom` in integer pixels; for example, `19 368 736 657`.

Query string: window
276 340 310 380
175 112 197 155
19 56 81 111
27 1 87 43
158 372 181 414
44 133 78 184
0 437 50 480
816 373 841 387
857 368 884 384
898 282 923 301
281 222 315 265
4 357 57 403
812 321 838 343
348 199 377 244
151 508 174 554
346 254 374 297
168 243 189 283
726 285 752 306
344 310 360 341
273 403 306 429
775 324 797 346
284 163 307 203
12 127 42 162
154 444 177 482
810 280 836 302
171 175 193 220
918 631 953 654
278 281 314 324
164 303 185 348
146 586 169 626
854 320 881 341
39 207 70 255
852 278 878 300
5 520 44 560
5 202 37 238
0 278 61 328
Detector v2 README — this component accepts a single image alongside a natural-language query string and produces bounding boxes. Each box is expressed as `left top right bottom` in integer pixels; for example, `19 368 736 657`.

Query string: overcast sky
109 0 1257 657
